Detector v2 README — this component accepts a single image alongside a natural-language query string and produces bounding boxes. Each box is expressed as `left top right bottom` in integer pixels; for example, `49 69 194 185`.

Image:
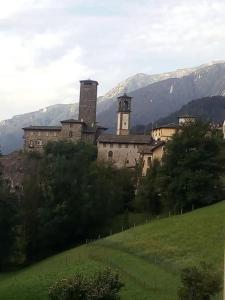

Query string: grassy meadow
0 201 224 300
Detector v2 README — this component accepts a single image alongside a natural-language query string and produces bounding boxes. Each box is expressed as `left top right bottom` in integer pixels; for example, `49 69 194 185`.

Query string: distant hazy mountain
97 61 225 130
1 61 225 154
156 96 225 126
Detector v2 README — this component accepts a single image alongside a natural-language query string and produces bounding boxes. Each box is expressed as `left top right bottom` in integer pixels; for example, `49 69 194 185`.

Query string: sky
1 0 225 121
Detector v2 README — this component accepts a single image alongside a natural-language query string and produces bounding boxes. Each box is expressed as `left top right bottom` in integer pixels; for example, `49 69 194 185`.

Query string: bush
178 262 222 300
48 268 124 300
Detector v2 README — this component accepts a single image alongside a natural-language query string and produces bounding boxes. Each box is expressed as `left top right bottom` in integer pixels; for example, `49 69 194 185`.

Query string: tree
178 263 222 300
24 141 134 258
160 121 225 212
0 163 18 270
134 159 161 215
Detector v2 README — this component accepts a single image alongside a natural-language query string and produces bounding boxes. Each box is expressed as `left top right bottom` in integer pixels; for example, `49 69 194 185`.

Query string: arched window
124 100 129 111
108 151 113 159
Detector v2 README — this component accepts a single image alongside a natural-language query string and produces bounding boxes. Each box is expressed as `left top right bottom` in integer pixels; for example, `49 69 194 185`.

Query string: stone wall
24 129 61 152
98 142 141 168
61 123 83 142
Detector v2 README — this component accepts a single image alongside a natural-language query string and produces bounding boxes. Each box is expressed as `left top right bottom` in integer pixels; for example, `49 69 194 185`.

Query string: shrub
178 262 222 300
48 268 124 300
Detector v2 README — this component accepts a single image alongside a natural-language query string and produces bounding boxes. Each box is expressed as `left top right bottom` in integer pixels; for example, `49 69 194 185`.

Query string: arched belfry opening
117 93 132 136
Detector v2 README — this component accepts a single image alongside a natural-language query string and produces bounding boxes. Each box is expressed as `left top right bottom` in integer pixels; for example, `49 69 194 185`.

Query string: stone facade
23 80 106 152
98 135 153 169
97 93 165 175
79 80 98 124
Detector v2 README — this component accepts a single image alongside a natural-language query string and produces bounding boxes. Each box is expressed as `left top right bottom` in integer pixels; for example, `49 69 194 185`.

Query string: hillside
0 201 224 300
156 96 225 126
1 61 225 154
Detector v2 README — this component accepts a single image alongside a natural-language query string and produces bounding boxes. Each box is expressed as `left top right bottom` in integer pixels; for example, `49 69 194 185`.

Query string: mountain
97 61 225 130
1 61 225 154
155 95 225 126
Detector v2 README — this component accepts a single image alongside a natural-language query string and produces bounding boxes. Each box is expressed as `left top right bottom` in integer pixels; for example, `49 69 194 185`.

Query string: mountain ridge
1 61 225 154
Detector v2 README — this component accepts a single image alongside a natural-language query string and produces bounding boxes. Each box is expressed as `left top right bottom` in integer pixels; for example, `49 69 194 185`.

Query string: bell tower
117 93 132 135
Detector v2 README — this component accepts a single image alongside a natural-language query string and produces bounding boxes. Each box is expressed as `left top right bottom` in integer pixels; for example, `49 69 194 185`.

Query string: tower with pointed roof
117 93 132 135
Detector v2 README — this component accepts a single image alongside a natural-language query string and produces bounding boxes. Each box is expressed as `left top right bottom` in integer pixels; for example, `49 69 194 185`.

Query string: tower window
147 156 152 166
108 151 113 159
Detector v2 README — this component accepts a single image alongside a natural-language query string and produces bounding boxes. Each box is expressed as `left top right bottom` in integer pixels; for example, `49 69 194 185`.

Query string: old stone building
97 93 165 174
23 80 106 152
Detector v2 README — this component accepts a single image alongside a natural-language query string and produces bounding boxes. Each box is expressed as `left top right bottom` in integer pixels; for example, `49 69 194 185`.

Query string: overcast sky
1 0 225 121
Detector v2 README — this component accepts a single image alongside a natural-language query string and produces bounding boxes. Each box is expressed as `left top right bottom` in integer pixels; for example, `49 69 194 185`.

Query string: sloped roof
98 134 152 144
60 119 84 124
153 123 179 130
23 126 61 131
138 141 165 154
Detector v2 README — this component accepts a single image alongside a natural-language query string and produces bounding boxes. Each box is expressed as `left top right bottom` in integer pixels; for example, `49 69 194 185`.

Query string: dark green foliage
21 141 134 259
160 121 225 212
134 159 161 215
136 120 225 215
0 164 18 270
178 263 222 300
48 268 124 300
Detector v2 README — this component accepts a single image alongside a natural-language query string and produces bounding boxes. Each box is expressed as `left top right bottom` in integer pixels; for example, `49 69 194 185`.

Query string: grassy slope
0 201 224 300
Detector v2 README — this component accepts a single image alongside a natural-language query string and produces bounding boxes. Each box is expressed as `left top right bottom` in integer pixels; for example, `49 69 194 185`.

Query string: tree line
0 120 225 269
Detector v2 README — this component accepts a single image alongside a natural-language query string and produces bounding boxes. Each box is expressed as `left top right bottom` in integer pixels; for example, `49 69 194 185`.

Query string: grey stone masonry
79 80 98 125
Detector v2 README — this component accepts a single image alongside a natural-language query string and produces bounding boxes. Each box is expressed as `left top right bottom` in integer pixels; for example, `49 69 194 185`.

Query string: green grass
0 201 224 300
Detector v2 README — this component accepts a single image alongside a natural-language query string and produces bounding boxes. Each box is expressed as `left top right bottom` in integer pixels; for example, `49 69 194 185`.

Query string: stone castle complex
23 79 193 175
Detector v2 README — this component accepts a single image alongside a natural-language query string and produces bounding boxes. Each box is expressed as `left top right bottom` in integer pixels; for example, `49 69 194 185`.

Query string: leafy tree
178 263 222 300
134 159 161 215
23 141 135 258
0 163 18 270
160 121 225 212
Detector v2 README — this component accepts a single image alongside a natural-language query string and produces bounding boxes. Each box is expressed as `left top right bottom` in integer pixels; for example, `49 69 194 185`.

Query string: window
108 151 113 159
69 123 73 128
69 131 73 138
147 156 152 167
29 140 34 148
46 132 49 137
125 144 128 148
126 160 129 164
38 131 41 137
37 140 43 146
54 132 57 137
103 143 107 148
110 144 113 148
118 144 122 148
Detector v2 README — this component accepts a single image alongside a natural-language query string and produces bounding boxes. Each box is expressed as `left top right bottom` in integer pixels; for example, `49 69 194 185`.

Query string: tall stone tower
79 80 98 125
117 93 132 135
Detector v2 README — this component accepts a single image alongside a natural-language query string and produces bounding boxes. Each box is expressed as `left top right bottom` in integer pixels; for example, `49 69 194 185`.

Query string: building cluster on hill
23 80 196 175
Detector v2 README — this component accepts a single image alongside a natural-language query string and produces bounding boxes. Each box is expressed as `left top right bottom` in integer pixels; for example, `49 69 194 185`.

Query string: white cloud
1 0 225 120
